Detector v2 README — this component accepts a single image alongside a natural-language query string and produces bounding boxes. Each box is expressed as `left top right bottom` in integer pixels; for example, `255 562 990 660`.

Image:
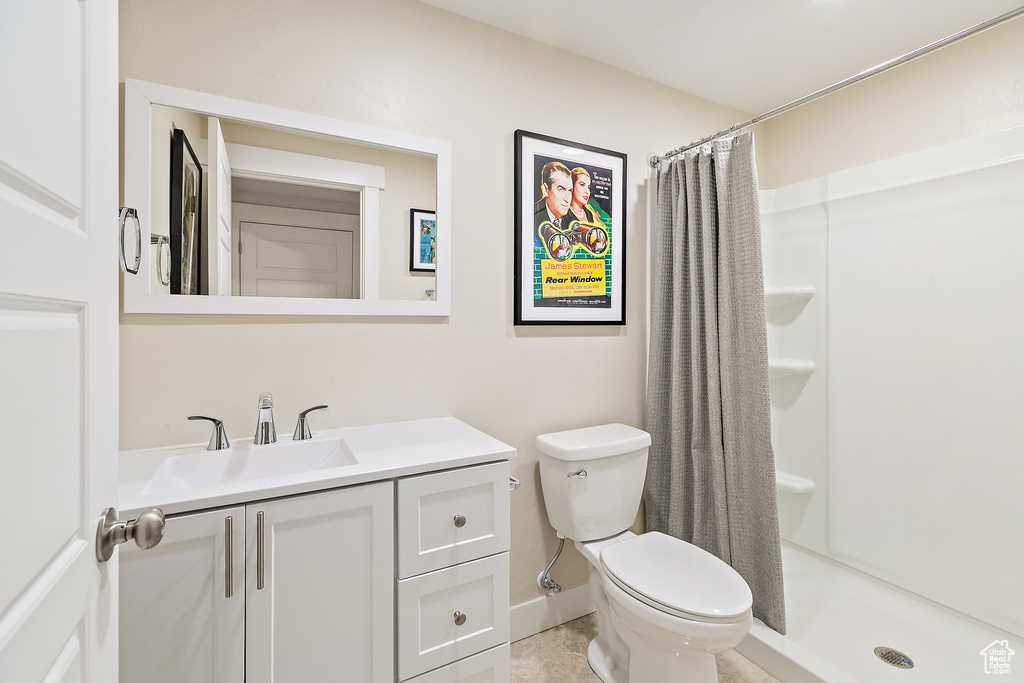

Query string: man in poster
533 160 573 246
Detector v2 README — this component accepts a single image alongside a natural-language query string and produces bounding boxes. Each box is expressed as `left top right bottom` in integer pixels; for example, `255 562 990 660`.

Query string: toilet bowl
536 424 754 683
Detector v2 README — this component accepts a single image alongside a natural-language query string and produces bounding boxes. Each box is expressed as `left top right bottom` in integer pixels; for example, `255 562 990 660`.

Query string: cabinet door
246 482 394 683
120 507 245 683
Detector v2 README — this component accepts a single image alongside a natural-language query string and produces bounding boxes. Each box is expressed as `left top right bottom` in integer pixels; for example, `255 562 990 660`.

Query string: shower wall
761 125 1024 639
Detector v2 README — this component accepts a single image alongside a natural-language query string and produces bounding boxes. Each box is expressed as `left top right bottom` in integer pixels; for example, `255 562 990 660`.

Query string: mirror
122 79 451 316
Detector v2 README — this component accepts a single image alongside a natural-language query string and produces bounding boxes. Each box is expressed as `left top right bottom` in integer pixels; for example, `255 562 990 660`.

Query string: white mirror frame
122 79 451 316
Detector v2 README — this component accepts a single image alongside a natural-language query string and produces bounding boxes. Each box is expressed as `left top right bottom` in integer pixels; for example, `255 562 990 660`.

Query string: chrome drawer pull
454 611 467 626
568 470 587 479
453 514 466 528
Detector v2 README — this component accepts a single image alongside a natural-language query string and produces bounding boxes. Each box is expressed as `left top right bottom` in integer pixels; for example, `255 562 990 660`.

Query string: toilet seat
600 532 752 624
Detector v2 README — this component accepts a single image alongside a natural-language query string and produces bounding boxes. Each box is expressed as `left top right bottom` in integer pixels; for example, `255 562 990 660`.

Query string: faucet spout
254 394 277 445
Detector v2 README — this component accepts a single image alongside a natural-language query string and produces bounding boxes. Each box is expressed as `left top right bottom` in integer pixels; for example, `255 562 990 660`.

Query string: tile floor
510 613 781 683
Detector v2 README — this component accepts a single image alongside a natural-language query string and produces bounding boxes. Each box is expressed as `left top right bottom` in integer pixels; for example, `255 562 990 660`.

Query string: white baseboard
510 582 596 643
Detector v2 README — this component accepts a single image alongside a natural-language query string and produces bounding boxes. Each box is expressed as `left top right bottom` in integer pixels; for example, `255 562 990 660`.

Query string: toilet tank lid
536 424 651 461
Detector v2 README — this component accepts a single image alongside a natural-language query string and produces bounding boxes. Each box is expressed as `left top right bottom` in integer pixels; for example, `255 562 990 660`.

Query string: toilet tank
536 424 651 542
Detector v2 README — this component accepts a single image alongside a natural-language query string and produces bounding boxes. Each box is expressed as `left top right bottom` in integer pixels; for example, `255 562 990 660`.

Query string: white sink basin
141 437 357 495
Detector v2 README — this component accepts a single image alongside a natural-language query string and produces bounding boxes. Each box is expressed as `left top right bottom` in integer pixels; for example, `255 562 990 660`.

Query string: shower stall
737 124 1024 681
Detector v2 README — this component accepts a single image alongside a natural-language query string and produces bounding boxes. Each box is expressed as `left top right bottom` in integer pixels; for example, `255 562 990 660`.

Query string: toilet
536 424 753 683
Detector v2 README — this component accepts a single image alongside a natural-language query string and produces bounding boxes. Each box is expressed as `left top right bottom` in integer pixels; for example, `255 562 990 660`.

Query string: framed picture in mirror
169 128 202 295
410 208 436 272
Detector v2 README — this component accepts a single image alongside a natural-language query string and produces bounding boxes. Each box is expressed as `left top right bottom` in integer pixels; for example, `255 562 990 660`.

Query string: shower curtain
645 132 785 634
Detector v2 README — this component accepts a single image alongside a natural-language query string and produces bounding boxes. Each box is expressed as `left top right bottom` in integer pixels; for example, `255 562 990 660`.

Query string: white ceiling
419 0 1023 114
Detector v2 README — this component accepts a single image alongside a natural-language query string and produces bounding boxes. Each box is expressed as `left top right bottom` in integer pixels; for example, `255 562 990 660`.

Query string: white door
207 117 232 296
0 1 118 681
246 483 394 683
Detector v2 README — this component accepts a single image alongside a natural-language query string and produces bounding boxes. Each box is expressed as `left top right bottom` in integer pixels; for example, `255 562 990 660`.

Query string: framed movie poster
169 127 202 295
514 130 626 325
410 208 436 272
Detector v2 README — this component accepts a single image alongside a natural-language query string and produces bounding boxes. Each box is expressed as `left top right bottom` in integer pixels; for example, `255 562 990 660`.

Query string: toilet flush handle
567 469 587 479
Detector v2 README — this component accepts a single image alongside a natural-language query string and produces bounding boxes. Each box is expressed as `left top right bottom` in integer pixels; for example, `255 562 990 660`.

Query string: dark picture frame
410 208 436 272
169 128 202 295
514 130 626 325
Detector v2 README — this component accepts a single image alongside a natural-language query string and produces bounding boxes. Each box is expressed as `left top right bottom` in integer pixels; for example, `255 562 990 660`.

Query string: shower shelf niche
764 285 815 308
775 471 817 494
768 359 816 378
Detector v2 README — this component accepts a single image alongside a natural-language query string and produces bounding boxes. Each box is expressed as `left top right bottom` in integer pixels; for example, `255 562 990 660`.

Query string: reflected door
238 221 357 298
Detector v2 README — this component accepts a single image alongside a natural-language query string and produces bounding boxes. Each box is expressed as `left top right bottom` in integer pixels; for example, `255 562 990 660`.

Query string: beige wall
118 0 749 606
760 18 1024 188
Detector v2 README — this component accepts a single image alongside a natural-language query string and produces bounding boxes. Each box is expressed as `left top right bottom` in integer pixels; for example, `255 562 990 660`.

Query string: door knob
453 514 467 528
454 611 467 626
95 506 165 563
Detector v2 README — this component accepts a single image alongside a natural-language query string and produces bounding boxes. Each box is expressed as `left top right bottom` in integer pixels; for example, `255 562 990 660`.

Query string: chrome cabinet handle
225 516 233 598
188 415 230 451
293 404 328 441
453 514 467 528
568 470 588 479
151 234 170 287
119 207 142 275
454 611 467 626
95 506 165 563
256 511 265 590
509 477 520 492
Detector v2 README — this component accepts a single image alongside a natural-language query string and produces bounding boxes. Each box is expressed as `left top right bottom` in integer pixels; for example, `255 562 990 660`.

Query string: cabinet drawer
398 461 510 578
404 644 509 683
398 553 510 680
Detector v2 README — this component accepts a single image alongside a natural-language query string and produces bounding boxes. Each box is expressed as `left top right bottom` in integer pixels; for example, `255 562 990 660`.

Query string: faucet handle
293 405 328 441
188 416 230 451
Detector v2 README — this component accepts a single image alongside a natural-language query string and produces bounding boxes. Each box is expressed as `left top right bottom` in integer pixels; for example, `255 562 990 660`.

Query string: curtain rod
648 5 1024 168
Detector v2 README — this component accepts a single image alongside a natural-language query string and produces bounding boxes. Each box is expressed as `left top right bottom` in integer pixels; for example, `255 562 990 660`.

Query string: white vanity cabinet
119 418 514 683
119 482 394 683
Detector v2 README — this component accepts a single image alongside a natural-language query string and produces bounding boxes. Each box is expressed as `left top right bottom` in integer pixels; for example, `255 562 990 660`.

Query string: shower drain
874 647 914 669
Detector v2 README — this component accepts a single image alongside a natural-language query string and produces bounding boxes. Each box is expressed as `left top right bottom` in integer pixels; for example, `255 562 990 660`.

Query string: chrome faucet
188 415 230 451
293 404 328 440
254 394 277 445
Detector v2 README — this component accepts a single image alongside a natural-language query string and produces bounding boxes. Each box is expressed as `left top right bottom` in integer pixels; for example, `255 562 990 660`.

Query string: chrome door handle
453 514 467 528
119 207 142 275
509 477 520 492
567 470 587 479
151 234 170 287
454 611 467 626
95 506 165 563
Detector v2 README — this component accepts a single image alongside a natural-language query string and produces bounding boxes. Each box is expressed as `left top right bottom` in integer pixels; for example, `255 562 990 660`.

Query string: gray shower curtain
645 132 785 634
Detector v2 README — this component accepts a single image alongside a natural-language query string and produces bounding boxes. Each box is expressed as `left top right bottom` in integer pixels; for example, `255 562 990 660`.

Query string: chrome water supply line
537 532 565 593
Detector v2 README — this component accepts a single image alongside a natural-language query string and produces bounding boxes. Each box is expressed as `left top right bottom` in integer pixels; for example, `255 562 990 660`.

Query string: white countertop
120 417 516 517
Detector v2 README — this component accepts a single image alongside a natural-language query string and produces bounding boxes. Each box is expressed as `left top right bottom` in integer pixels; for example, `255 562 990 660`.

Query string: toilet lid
600 532 752 622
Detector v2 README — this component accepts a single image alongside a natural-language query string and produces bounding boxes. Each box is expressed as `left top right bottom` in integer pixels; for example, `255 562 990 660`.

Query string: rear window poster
514 130 625 325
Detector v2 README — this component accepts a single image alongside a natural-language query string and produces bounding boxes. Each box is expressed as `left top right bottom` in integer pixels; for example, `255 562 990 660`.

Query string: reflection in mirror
122 78 451 316
147 104 436 302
